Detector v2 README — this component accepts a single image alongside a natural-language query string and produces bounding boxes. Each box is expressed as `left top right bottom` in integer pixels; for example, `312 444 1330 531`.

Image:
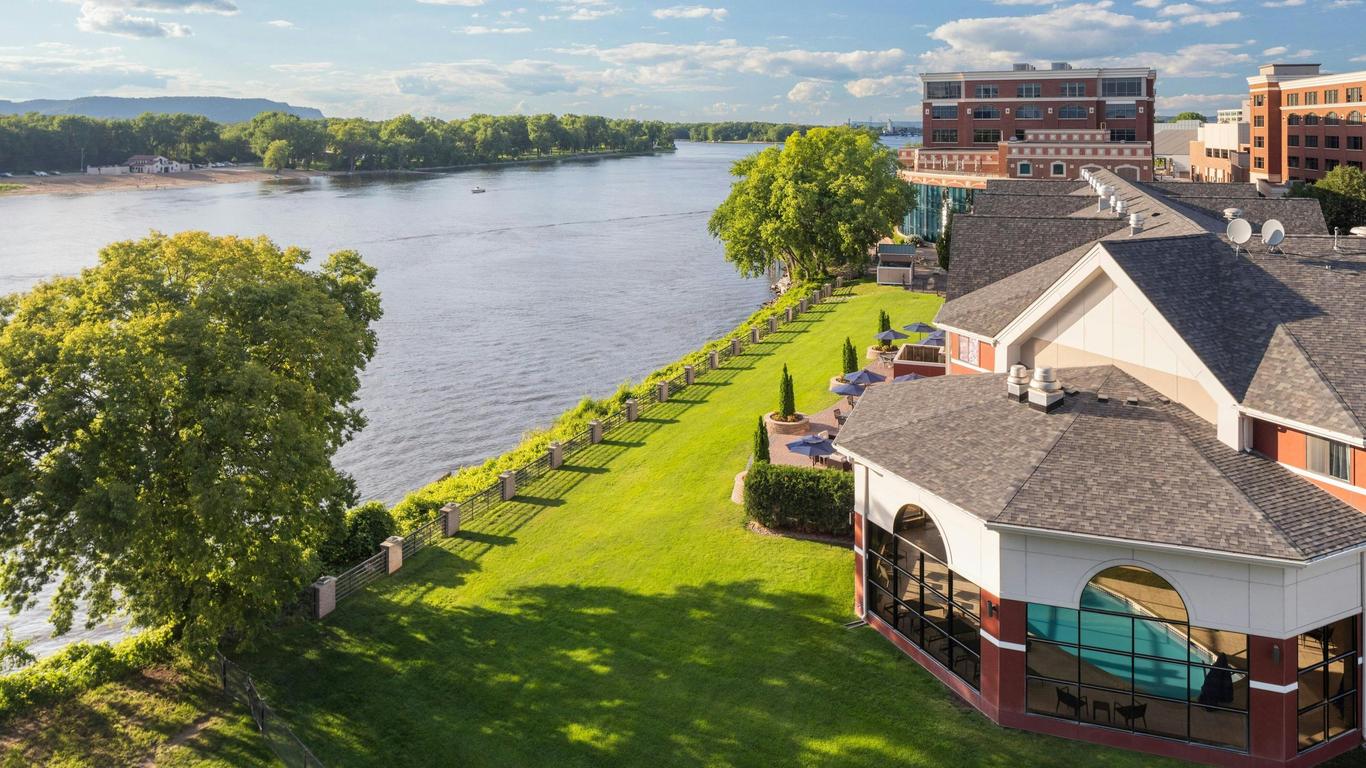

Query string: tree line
0 111 680 173
669 121 818 143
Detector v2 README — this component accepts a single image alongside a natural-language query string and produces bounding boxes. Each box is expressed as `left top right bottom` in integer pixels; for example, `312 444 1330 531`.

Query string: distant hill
0 96 325 123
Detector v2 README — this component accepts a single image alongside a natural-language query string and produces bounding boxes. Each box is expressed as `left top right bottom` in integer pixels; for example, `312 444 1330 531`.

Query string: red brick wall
1251 418 1365 512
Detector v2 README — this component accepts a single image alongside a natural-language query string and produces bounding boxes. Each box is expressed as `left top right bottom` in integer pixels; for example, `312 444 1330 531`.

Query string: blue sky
2 0 1362 122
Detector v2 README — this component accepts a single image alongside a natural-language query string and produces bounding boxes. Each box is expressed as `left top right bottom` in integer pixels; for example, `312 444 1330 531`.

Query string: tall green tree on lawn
753 415 770 464
0 231 381 652
778 365 797 420
708 126 915 281
842 337 858 377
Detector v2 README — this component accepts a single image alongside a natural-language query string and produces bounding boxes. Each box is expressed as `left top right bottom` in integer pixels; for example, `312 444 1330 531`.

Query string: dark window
974 106 1000 119
1255 156 1266 169
1286 93 1300 107
1305 113 1321 126
1349 136 1363 151
1017 106 1042 119
1062 82 1086 97
1254 116 1266 127
974 84 998 99
1025 566 1249 752
1014 129 1027 141
973 129 1002 143
1254 94 1265 106
931 129 958 144
1307 434 1352 482
1348 88 1363 103
1325 89 1339 104
926 81 962 100
931 105 958 120
1107 103 1137 119
1306 92 1320 106
866 510 981 690
1326 135 1341 149
1060 104 1087 120
1110 129 1137 142
1255 136 1265 148
1052 161 1066 176
1289 156 1301 168
1289 135 1300 146
1101 77 1143 97
1017 161 1033 176
1297 617 1358 752
1327 159 1340 171
1349 111 1363 126
1017 83 1041 98
1288 113 1302 125
1306 135 1319 148
1326 112 1341 126
1351 161 1363 170
1306 157 1320 170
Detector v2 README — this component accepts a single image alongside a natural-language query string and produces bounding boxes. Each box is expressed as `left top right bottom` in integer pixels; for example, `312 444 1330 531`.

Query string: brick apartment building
1248 63 1366 185
899 63 1158 240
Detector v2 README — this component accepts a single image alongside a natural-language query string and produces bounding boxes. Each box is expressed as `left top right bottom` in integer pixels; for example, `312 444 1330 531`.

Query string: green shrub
743 462 853 536
777 365 796 419
841 337 858 376
0 626 175 721
753 415 770 464
337 501 397 564
877 309 890 334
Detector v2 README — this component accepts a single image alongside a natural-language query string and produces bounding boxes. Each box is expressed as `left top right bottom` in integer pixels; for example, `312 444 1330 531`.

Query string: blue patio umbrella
843 369 886 386
874 329 908 343
923 330 946 347
830 381 865 397
892 373 925 383
902 322 936 335
786 434 837 463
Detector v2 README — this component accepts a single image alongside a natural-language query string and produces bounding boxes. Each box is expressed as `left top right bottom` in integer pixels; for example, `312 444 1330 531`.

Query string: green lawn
224 283 1188 767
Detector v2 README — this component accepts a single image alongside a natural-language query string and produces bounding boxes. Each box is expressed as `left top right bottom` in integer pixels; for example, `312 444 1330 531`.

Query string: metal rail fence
318 281 839 610
217 651 325 768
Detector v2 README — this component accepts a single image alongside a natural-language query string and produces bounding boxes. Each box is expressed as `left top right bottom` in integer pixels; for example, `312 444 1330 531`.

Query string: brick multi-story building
899 63 1158 240
1190 119 1251 183
1248 63 1366 185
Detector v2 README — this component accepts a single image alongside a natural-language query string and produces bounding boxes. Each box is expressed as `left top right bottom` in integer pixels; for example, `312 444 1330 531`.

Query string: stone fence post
684 365 695 386
708 349 719 369
656 381 670 403
767 317 778 334
441 502 462 536
312 576 336 619
500 470 516 501
625 398 639 422
786 306 795 323
382 536 404 574
589 419 603 444
749 327 760 344
548 442 563 470
835 276 844 290
730 338 741 355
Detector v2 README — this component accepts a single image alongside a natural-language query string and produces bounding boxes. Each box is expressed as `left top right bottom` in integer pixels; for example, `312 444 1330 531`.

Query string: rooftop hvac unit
1012 63 1037 71
1051 62 1073 70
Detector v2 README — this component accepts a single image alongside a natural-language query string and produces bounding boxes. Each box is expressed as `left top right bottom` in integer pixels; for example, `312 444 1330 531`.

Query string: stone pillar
835 276 844 290
312 576 336 619
548 442 563 469
656 381 669 403
749 327 760 344
799 298 808 313
767 317 778 334
684 365 695 386
730 338 741 355
589 419 603 444
500 470 516 501
625 398 639 422
786 306 795 323
824 282 832 298
382 536 404 574
441 502 461 536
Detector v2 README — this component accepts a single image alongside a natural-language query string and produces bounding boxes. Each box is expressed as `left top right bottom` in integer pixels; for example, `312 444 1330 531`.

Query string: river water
0 141 772 653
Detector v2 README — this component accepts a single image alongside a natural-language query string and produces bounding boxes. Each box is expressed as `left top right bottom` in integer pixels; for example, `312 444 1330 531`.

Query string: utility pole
79 146 85 172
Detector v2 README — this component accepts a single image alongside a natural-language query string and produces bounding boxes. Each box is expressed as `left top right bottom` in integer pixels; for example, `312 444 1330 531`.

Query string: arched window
1347 111 1362 125
1024 565 1251 752
1324 112 1340 125
1304 113 1320 125
1059 104 1087 120
865 506 979 688
1288 113 1301 125
1017 106 1042 120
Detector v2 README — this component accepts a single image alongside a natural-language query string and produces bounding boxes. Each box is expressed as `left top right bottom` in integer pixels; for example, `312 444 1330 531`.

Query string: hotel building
900 64 1158 240
1248 63 1366 185
837 171 1366 766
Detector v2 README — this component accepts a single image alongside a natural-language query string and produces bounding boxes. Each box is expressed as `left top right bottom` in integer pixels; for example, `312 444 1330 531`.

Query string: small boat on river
471 186 486 194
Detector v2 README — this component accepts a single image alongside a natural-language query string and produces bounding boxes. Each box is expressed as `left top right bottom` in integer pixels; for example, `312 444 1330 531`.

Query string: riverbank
0 167 323 197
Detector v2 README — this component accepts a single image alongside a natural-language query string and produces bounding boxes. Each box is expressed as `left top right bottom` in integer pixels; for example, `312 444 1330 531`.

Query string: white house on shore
125 155 188 174
84 165 129 175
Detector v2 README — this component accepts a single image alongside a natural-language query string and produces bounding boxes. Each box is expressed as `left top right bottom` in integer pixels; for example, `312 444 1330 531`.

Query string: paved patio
766 357 895 469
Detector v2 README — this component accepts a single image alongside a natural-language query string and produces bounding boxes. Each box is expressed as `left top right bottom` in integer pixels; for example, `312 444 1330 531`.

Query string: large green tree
708 126 915 281
1289 165 1366 233
0 232 381 652
1170 111 1206 122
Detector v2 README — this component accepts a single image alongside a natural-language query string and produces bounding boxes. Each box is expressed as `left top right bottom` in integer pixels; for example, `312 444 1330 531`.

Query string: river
0 141 773 653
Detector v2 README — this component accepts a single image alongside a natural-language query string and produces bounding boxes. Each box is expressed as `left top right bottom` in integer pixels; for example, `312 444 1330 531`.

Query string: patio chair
834 408 847 425
1116 702 1148 729
1055 687 1087 717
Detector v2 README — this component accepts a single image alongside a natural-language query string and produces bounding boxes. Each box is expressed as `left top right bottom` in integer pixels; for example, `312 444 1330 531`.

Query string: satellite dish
1261 219 1286 248
1227 218 1253 246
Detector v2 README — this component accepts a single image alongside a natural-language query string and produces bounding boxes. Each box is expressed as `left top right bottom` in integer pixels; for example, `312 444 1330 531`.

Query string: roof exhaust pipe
1129 212 1144 237
1097 185 1114 212
1006 364 1030 402
1028 367 1064 413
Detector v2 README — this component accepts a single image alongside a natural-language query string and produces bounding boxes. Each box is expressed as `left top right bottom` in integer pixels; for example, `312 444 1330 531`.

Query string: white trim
984 520 1331 568
1280 462 1366 498
1240 405 1366 449
980 629 1027 653
854 545 866 557
949 357 989 373
1249 680 1298 694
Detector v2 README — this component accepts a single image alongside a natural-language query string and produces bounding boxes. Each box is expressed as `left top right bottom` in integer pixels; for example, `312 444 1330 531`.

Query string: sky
1 0 1362 123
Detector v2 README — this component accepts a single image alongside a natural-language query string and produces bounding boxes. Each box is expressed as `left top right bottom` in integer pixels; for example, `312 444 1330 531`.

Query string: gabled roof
1158 196 1328 235
981 179 1090 196
835 366 1366 562
944 216 1125 299
1139 181 1261 199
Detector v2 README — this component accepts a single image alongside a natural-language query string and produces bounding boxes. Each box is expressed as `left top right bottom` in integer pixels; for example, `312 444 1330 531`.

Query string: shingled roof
835 366 1366 562
944 215 1125 299
1139 181 1263 199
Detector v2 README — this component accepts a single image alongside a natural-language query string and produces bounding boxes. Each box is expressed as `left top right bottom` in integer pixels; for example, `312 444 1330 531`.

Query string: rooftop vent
1129 212 1145 236
1013 63 1037 71
1051 62 1073 70
1115 199 1128 218
1028 367 1064 413
1351 226 1366 237
1126 396 1139 406
1006 364 1030 402
1223 207 1243 221
1097 185 1115 212
1097 394 1110 403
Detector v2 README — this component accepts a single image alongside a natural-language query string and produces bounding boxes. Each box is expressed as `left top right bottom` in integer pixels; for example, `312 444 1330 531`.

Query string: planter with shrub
743 462 853 536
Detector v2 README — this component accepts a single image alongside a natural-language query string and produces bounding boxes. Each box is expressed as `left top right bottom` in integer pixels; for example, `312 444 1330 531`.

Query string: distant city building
1153 119 1202 178
1217 107 1246 124
1190 117 1252 183
1247 63 1366 185
900 63 1157 239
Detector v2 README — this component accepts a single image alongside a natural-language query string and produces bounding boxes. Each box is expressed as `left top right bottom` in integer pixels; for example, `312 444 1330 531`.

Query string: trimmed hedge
743 462 853 536
0 625 175 721
390 279 827 531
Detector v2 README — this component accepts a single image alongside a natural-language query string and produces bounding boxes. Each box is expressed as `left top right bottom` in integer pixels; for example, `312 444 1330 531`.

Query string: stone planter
867 345 897 360
765 411 810 436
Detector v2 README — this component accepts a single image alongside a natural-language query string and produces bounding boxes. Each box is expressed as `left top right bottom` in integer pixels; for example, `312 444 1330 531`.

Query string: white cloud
1158 3 1198 14
1076 42 1251 76
786 80 830 103
652 5 728 20
1157 92 1245 110
266 19 295 28
1134 0 1163 6
702 100 743 114
557 39 905 86
844 74 919 98
392 59 588 100
1353 55 1366 62
548 0 620 21
417 0 485 5
1178 9 1241 24
0 44 175 94
71 0 237 12
269 61 334 73
459 25 532 34
76 3 192 37
921 3 1172 71
1261 0 1305 6
1262 45 1289 56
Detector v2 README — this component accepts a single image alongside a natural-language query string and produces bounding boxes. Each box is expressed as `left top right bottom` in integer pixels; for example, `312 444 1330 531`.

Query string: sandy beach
0 166 325 197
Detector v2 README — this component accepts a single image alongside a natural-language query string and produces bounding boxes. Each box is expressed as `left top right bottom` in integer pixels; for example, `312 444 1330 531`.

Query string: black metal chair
1116 702 1148 729
1055 686 1087 717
